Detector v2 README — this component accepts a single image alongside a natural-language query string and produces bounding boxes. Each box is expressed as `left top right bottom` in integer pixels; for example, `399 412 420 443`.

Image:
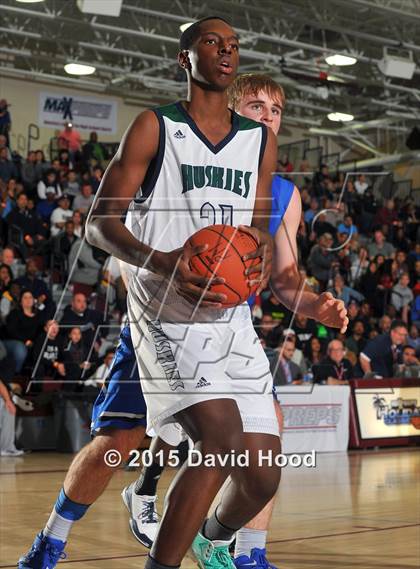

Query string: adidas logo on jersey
196 376 211 388
174 129 186 139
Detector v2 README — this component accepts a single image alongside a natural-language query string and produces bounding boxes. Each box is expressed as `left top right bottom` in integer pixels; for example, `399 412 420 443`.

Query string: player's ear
178 50 191 70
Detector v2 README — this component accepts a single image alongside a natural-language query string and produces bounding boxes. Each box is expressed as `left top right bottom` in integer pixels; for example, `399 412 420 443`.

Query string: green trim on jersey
237 115 262 131
156 103 187 123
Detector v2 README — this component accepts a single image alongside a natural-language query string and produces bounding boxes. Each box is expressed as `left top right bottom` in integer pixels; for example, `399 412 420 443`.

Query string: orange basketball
186 224 261 308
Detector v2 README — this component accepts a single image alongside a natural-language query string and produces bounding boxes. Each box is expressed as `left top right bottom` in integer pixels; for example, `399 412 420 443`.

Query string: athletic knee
245 464 281 503
89 426 144 463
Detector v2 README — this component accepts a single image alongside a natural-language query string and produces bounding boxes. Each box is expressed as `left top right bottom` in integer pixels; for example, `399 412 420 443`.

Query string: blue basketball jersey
248 175 294 307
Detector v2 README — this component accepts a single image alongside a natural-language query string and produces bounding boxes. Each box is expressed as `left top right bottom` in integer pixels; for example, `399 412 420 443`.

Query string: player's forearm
270 269 319 319
86 217 164 276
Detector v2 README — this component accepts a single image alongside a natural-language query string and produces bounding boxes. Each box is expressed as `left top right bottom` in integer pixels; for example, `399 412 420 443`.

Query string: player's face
185 20 239 90
237 90 282 135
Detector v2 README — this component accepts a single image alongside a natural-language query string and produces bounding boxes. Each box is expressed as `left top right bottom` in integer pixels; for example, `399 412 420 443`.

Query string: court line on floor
3 523 419 568
267 522 420 544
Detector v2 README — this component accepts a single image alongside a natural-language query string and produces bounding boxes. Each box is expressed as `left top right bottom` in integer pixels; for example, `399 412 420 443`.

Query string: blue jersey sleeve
248 176 295 308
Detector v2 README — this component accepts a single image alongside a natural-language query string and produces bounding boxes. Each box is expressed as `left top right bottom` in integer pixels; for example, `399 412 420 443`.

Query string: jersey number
200 202 233 226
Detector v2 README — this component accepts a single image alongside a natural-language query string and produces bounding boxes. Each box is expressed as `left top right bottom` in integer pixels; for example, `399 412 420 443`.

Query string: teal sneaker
192 531 235 569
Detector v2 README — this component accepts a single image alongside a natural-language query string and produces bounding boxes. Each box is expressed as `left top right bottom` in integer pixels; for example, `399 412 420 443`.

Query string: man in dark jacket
59 292 108 348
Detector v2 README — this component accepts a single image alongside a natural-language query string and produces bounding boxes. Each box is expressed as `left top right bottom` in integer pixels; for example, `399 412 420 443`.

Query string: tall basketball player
17 22 347 569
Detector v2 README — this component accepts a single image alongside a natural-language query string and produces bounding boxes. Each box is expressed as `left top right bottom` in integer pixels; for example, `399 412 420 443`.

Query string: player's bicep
253 128 278 230
272 186 301 278
90 110 159 217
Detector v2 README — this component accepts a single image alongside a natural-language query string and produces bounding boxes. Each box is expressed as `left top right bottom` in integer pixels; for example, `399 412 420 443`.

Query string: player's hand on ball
313 292 349 333
159 246 227 308
238 225 273 295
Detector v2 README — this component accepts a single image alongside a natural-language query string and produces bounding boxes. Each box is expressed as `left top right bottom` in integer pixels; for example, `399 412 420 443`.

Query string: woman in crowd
3 290 44 373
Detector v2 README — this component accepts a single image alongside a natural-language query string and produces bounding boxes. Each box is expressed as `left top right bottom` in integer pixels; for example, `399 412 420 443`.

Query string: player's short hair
228 74 286 111
179 16 231 51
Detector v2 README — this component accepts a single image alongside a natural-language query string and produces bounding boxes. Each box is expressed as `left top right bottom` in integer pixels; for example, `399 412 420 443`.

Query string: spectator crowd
0 109 419 454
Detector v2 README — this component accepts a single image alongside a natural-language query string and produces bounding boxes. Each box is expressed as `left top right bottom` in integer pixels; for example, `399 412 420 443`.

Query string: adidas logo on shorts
174 129 186 139
196 376 211 388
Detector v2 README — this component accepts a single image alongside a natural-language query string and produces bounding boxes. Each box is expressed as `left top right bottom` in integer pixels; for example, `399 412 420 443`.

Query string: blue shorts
90 326 147 434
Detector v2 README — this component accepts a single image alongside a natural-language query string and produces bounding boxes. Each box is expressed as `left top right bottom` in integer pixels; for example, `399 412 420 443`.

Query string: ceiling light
16 0 45 3
325 54 357 66
179 22 194 33
328 112 354 122
64 63 96 76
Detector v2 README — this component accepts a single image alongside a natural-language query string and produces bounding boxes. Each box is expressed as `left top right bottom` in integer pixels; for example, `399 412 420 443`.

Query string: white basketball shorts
127 286 278 443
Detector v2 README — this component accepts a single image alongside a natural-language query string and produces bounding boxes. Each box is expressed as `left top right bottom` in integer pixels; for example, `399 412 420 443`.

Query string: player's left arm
271 187 348 333
239 128 277 295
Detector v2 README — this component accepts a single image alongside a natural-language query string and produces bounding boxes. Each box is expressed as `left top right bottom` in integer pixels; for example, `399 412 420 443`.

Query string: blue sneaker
234 547 278 569
18 532 66 568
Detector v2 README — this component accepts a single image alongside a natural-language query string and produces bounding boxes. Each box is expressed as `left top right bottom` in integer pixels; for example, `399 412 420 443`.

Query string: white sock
234 528 267 558
44 510 74 542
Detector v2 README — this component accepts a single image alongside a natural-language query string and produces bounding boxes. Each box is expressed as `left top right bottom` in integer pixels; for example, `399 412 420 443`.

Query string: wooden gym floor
0 448 419 568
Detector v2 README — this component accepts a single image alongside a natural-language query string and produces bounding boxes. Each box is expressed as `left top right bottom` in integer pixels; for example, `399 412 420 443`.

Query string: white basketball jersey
124 102 267 322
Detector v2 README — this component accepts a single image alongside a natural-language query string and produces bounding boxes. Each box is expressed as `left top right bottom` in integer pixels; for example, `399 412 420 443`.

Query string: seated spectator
32 320 66 386
345 320 366 357
63 326 94 387
5 193 46 256
50 194 73 236
394 345 419 378
354 173 368 195
68 233 102 295
21 151 38 195
0 263 13 296
4 290 44 373
337 214 358 237
58 149 71 176
349 246 369 285
312 339 353 385
303 197 319 225
64 170 80 198
311 211 337 239
260 292 286 322
73 182 94 214
57 220 78 257
15 258 55 319
84 349 114 389
36 188 57 224
256 313 282 349
307 233 337 289
271 339 303 386
313 163 330 197
374 198 401 231
83 132 109 166
342 180 358 216
1 177 19 221
328 273 364 307
360 319 407 378
367 229 395 259
281 329 307 374
0 281 20 323
34 150 50 181
378 314 392 335
304 336 325 368
60 292 107 348
72 209 84 238
0 147 17 183
408 323 420 355
394 250 409 279
292 313 317 353
277 154 293 174
37 169 62 201
391 273 414 322
392 227 411 253
90 166 103 193
411 295 420 327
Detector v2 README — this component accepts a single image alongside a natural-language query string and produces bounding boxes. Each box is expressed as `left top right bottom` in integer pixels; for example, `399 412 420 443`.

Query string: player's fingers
238 224 258 242
188 273 225 287
185 282 227 303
